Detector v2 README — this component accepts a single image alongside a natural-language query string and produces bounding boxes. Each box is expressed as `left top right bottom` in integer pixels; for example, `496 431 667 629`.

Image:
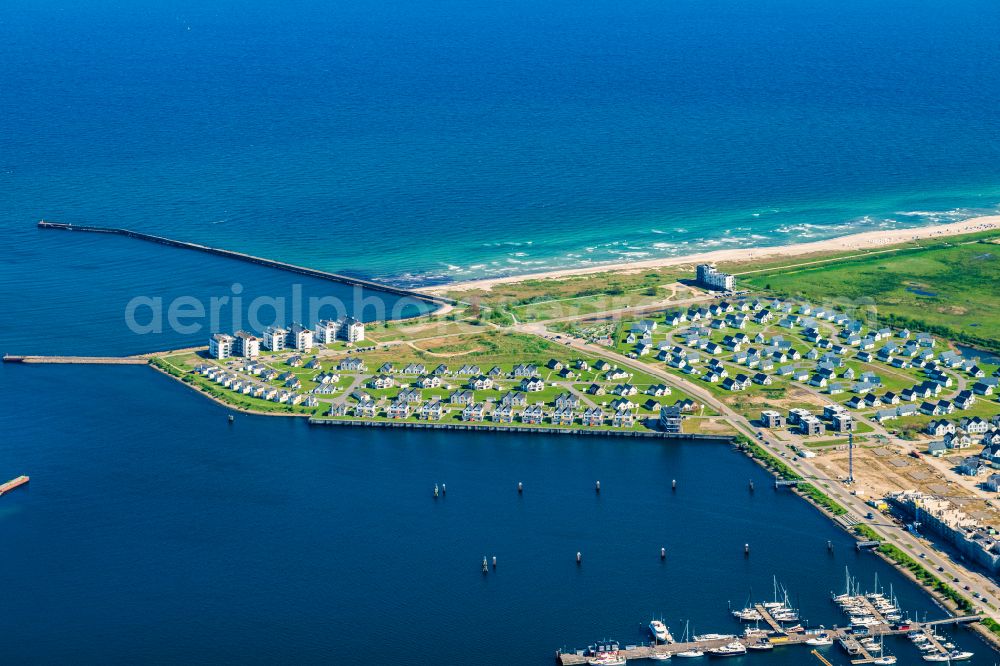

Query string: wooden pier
857 596 888 626
919 625 948 656
754 603 784 634
837 633 873 663
0 476 29 496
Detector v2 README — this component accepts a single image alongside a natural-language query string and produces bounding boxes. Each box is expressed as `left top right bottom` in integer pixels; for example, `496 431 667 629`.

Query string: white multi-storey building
232 331 261 359
315 319 340 344
287 323 314 352
208 333 234 359
696 264 735 291
263 326 288 352
313 317 365 344
342 316 365 342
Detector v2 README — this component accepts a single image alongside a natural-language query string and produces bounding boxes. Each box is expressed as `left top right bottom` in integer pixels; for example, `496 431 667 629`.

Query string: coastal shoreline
419 215 1000 294
35 220 456 311
18 221 998 651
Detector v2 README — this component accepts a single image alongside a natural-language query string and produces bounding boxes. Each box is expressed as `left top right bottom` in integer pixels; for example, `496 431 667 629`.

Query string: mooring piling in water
660 547 666 560
576 551 582 565
749 479 754 492
595 481 600 494
517 481 523 494
492 556 497 569
744 543 750 556
442 483 446 496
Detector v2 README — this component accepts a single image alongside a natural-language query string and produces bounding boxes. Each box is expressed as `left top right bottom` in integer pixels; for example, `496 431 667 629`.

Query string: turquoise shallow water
3 0 1000 285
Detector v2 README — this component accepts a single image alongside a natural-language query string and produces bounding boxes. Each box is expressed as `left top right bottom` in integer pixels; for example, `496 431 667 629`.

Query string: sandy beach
418 215 1000 294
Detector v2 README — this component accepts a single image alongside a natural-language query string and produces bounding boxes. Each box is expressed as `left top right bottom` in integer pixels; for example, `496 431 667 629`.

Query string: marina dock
754 603 784 634
556 616 981 664
36 221 455 308
558 631 820 664
0 476 30 496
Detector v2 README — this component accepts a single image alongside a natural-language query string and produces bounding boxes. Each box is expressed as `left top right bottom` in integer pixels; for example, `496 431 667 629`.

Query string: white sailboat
871 632 896 664
674 621 704 658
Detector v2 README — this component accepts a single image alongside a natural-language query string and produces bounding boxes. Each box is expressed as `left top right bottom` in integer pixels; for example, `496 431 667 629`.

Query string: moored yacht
730 607 762 622
923 650 973 662
586 641 626 666
693 634 734 642
806 633 833 646
706 642 746 658
649 620 672 644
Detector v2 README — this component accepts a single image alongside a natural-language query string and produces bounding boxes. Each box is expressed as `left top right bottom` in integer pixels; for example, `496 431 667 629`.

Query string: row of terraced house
329 393 684 433
194 364 319 408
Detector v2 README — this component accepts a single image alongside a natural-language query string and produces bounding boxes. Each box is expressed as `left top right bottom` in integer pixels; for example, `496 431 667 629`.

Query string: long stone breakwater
37 220 455 308
3 354 150 365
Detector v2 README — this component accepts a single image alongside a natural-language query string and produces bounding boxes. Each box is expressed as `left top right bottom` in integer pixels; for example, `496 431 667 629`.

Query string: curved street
515 320 1000 625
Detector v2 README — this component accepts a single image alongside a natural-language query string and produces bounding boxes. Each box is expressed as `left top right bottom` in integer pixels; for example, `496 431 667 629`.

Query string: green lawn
443 268 688 314
510 288 683 322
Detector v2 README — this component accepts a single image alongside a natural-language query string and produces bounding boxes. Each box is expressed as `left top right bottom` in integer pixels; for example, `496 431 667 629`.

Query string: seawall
308 416 733 441
37 220 455 309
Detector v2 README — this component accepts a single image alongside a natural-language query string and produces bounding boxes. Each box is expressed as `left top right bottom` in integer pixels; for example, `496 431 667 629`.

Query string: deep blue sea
0 229 430 356
3 0 1000 285
3 0 1000 663
0 362 990 665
